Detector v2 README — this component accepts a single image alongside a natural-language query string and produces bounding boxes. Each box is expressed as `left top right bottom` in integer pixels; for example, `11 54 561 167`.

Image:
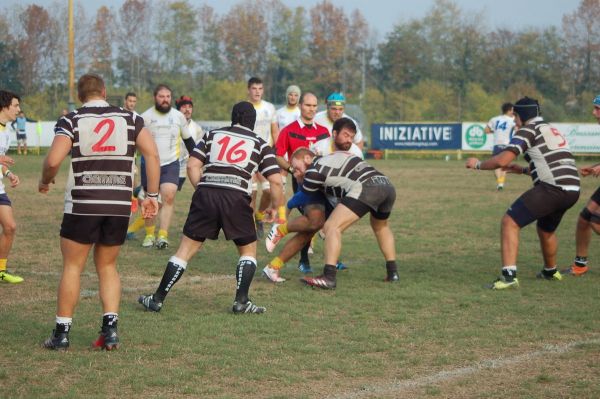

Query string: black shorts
17 133 26 141
60 214 129 245
342 176 396 220
183 187 256 244
141 160 179 189
506 182 580 232
492 145 507 155
590 187 600 205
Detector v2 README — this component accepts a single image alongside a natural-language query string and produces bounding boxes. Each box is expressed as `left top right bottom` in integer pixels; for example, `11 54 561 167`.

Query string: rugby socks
145 225 156 237
158 229 168 239
55 316 72 334
255 211 265 222
235 256 257 304
497 176 506 187
0 258 6 272
574 256 588 268
269 256 284 270
102 313 118 331
154 257 187 303
502 265 517 281
385 260 398 278
277 223 288 236
300 244 310 264
323 264 337 281
128 215 145 233
541 266 559 278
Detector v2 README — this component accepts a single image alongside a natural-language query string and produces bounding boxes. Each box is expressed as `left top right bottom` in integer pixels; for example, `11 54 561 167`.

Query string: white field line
328 338 600 399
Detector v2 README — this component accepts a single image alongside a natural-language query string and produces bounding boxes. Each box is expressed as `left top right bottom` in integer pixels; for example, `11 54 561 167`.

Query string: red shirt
275 120 330 159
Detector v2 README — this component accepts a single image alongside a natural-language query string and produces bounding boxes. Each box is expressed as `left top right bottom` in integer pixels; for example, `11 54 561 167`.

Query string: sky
6 0 583 39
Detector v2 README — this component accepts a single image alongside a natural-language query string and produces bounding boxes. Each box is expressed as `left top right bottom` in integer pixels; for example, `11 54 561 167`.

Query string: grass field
2 155 600 398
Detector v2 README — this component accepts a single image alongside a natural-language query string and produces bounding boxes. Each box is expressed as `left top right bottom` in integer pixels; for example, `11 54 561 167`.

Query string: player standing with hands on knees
40 73 160 350
466 97 580 289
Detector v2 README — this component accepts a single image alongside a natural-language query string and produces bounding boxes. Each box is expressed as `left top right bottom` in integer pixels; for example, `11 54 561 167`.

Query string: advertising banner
371 123 462 150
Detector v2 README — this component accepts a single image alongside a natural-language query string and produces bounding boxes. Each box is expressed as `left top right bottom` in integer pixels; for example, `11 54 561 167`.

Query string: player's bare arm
465 151 517 171
0 155 14 167
187 156 203 187
39 135 72 193
136 127 160 218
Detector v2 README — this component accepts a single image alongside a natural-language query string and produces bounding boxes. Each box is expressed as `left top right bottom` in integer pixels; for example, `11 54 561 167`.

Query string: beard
155 102 171 113
335 141 352 151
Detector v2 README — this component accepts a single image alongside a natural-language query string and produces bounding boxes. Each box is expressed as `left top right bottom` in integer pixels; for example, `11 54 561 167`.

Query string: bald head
300 92 318 124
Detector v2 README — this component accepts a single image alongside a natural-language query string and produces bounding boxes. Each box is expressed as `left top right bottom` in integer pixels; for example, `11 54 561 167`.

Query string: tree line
0 0 598 128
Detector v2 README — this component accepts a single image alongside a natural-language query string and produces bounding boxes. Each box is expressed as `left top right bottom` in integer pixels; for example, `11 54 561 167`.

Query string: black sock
542 267 558 277
55 322 71 335
323 264 337 281
235 258 257 303
502 268 516 281
574 256 588 267
385 260 398 274
300 244 310 263
154 261 186 303
102 314 118 331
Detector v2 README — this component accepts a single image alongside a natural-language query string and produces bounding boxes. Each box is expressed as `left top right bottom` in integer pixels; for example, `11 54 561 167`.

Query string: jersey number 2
92 119 116 152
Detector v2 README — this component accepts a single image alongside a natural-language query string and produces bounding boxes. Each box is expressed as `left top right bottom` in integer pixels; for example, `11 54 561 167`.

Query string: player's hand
38 178 54 193
141 197 159 219
465 157 479 169
8 173 19 187
0 156 14 167
262 208 276 223
580 165 600 177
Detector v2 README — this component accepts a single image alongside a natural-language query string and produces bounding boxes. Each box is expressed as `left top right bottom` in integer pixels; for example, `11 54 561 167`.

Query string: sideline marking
328 338 600 399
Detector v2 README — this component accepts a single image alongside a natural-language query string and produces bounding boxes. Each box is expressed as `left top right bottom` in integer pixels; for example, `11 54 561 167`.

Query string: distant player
274 85 301 131
247 77 278 238
563 94 600 276
138 102 284 314
314 92 364 150
466 97 580 289
485 102 516 190
140 84 196 249
175 95 204 190
0 90 22 284
11 111 35 155
40 73 160 350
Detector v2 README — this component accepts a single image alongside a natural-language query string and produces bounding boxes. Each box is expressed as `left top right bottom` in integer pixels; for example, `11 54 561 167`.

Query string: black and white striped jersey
54 100 143 216
190 124 280 194
302 151 388 200
506 117 579 191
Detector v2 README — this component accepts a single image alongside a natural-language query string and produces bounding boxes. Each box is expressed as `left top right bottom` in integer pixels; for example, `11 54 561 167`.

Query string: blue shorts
0 193 11 206
141 160 179 189
492 145 507 155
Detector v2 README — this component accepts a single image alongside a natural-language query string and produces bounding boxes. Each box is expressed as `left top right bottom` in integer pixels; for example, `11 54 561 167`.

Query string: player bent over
289 148 398 289
466 97 580 289
138 101 284 314
40 73 160 350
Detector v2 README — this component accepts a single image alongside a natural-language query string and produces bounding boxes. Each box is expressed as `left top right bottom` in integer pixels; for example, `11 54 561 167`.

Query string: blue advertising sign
371 123 462 150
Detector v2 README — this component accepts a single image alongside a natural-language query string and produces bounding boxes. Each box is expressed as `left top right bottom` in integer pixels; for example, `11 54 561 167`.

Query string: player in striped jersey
138 101 284 314
0 90 22 284
288 147 398 289
40 73 160 350
563 94 600 276
466 97 580 289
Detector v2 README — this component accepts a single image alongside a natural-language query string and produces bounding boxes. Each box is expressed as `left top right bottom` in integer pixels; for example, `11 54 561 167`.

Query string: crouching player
288 147 399 289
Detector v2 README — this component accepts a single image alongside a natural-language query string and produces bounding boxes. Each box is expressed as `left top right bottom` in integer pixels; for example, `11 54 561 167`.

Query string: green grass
2 155 600 398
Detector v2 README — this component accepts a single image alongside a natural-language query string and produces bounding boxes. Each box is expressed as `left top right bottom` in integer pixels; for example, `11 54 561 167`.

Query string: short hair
77 73 105 102
125 92 137 100
247 77 263 88
501 102 513 114
299 92 316 105
153 84 171 96
290 147 315 161
0 91 19 110
332 117 357 135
